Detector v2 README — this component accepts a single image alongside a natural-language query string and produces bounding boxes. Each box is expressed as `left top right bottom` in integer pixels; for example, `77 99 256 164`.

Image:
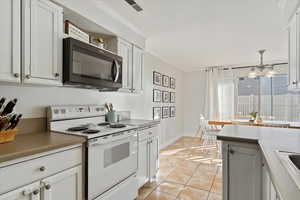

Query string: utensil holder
0 129 17 144
106 111 117 123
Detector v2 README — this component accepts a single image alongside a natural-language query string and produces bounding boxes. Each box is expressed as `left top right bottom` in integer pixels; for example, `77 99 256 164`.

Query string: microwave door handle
112 60 120 83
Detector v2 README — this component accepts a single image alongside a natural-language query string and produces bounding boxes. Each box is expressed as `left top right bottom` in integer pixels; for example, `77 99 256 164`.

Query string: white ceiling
95 0 288 71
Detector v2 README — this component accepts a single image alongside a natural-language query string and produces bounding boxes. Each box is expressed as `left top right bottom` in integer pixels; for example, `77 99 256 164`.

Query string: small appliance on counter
0 97 22 144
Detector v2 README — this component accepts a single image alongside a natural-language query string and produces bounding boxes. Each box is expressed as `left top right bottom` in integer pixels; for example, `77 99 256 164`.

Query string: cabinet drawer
138 126 158 141
0 147 82 195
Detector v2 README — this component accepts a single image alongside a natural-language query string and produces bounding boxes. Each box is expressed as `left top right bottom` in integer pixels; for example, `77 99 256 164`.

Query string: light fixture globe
265 65 278 78
248 67 257 78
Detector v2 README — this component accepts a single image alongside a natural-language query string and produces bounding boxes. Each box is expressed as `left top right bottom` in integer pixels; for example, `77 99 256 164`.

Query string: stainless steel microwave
63 38 122 91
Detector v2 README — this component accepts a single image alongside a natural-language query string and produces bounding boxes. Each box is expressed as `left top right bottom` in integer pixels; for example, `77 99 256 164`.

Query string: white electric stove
47 105 139 200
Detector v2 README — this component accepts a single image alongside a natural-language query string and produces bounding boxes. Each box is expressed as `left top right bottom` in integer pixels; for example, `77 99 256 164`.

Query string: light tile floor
137 136 222 200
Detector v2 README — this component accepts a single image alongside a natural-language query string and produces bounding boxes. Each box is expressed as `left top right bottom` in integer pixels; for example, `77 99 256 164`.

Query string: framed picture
153 89 162 102
162 107 170 118
170 92 175 103
153 71 162 86
170 106 176 117
162 75 170 87
153 107 161 120
170 77 176 89
162 91 169 103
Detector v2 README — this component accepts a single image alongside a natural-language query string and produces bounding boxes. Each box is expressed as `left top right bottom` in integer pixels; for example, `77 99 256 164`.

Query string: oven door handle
88 133 137 147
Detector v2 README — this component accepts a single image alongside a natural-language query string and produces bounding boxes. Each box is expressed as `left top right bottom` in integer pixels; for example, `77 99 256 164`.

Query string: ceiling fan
248 49 278 78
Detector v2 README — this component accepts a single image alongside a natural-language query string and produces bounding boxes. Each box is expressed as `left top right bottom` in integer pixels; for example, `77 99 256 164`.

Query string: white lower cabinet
0 146 83 200
262 158 281 200
137 126 159 188
0 182 40 200
222 141 283 200
137 139 149 186
41 166 82 200
149 136 159 179
222 141 262 200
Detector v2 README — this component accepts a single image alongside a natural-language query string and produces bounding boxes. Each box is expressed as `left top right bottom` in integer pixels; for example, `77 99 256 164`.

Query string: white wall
183 71 207 136
0 52 184 147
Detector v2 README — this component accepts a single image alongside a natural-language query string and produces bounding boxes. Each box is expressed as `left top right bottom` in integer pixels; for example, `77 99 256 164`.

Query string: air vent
124 0 143 12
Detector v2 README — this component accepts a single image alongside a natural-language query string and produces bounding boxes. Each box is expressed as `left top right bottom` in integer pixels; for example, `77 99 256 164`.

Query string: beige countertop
217 125 300 200
0 132 86 164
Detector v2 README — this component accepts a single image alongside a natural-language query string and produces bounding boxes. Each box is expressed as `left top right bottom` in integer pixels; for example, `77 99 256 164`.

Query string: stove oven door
87 130 138 200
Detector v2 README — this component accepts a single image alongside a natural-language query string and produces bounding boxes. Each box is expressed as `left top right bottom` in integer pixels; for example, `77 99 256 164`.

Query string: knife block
0 129 17 144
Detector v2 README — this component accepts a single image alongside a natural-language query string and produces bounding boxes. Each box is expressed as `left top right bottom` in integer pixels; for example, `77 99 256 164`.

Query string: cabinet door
23 0 63 86
227 144 262 200
149 136 159 179
118 39 133 91
0 182 40 200
288 14 298 89
0 0 21 82
41 166 82 200
132 45 144 92
262 160 271 200
137 139 149 188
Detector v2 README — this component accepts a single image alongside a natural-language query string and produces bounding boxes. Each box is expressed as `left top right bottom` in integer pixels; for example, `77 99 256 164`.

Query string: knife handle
1 99 17 116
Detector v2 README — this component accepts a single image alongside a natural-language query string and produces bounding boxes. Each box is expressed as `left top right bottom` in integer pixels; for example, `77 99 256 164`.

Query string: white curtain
203 68 235 121
204 69 220 120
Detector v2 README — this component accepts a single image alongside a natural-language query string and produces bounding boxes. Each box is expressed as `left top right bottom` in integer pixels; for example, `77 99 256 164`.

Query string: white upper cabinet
22 0 63 86
288 13 299 89
0 0 21 83
118 39 133 91
108 37 144 93
132 45 144 93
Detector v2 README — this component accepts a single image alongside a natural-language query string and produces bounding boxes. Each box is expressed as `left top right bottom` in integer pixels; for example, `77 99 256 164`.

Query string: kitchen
0 0 300 200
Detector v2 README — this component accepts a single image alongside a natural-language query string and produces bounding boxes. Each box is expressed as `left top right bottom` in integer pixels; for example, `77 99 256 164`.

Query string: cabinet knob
54 73 60 77
39 166 46 172
45 184 51 190
229 149 235 154
32 189 40 195
14 73 20 78
25 74 31 79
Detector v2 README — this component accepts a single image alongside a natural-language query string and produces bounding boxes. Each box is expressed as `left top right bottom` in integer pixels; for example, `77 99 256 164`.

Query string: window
236 74 300 122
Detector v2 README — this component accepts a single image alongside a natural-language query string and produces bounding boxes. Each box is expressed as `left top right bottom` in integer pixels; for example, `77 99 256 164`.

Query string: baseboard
183 132 198 137
160 135 181 150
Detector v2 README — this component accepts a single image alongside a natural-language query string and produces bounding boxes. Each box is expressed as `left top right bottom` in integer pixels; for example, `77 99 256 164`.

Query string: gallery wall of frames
152 71 176 120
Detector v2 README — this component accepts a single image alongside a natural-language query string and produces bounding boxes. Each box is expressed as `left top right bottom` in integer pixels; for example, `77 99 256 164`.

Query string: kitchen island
217 125 300 200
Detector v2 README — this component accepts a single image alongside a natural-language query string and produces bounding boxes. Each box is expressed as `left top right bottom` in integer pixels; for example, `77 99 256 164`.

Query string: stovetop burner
82 129 101 134
67 126 89 132
110 124 126 128
98 122 110 126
